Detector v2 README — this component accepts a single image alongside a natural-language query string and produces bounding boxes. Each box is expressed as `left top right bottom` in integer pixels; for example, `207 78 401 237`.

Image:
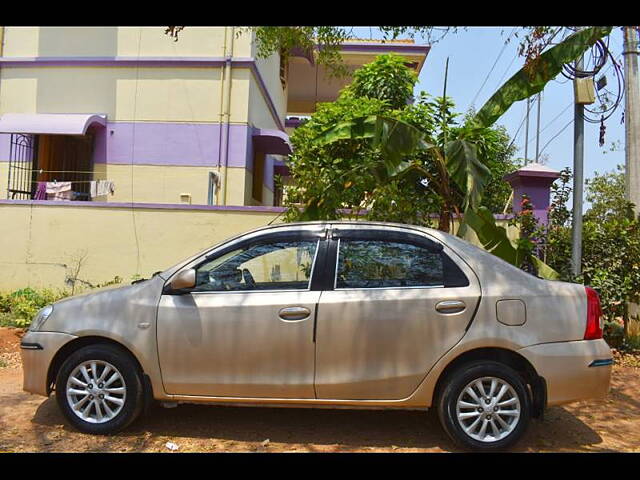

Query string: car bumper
20 331 77 397
518 339 612 407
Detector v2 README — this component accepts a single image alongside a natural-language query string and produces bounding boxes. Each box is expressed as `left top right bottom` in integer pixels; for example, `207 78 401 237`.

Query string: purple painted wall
504 164 561 226
1 123 286 172
101 122 250 167
0 134 10 161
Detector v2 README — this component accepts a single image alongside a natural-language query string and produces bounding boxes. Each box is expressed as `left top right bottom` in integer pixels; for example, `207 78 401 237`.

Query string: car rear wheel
55 344 144 434
437 361 531 451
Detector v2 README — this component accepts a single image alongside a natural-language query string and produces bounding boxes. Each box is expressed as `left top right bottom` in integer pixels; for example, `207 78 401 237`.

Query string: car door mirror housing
168 269 196 292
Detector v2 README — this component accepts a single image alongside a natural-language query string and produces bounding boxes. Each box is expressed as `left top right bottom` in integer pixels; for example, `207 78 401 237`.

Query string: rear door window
335 239 444 289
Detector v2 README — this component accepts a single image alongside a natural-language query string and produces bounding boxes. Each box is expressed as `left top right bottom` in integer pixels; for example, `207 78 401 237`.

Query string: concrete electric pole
571 55 585 277
623 26 640 333
624 26 640 215
524 97 531 164
535 93 542 162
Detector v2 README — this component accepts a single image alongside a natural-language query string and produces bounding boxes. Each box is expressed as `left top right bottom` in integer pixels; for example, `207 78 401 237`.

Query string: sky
352 26 628 187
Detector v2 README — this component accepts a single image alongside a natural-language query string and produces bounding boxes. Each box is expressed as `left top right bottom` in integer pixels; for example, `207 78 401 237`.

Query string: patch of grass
0 358 7 368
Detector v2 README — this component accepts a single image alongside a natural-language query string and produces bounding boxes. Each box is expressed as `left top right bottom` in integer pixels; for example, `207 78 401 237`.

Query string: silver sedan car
20 221 612 450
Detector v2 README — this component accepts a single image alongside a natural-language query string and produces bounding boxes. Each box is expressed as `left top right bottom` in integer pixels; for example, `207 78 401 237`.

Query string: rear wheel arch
432 347 546 418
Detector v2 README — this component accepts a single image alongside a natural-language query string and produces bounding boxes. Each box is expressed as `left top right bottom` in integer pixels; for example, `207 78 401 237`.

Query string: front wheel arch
47 336 145 396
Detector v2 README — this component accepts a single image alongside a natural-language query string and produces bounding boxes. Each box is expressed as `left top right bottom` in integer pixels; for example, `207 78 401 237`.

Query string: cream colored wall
101 164 249 205
0 203 284 290
227 68 251 124
247 72 282 130
254 53 287 123
0 202 519 291
104 164 208 204
116 27 228 57
262 186 274 207
0 163 8 199
0 67 224 122
0 162 252 206
0 27 265 129
0 26 297 209
0 67 254 126
0 27 251 58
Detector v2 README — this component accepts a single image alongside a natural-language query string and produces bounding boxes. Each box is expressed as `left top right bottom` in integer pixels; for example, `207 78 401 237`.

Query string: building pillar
503 163 561 226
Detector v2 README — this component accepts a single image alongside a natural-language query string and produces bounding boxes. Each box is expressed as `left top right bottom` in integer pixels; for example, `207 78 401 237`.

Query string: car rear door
314 226 481 400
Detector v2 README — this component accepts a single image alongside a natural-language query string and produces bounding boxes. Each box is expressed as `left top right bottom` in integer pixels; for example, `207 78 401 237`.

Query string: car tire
55 344 144 435
437 360 531 451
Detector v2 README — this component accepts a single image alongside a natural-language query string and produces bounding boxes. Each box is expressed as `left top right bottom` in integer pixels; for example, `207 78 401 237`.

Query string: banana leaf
314 115 431 178
475 26 613 128
445 138 491 210
462 206 560 280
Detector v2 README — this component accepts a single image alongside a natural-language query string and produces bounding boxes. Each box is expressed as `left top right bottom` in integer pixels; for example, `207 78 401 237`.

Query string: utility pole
524 98 530 164
571 55 585 278
624 26 640 215
536 92 542 163
623 26 640 334
535 93 542 162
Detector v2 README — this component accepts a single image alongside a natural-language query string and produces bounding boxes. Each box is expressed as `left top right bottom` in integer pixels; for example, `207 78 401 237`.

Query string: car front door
157 227 326 398
315 226 481 400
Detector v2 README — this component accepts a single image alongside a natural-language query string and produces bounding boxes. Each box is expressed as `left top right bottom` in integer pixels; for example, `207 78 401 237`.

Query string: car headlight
29 305 54 332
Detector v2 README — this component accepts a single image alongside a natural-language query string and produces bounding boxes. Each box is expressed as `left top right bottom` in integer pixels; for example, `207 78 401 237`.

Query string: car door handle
435 300 466 314
278 306 311 322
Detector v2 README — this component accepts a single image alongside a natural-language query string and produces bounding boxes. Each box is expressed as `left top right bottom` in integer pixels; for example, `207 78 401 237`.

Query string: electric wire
493 49 519 91
505 104 531 153
470 28 517 107
524 101 573 148
560 33 624 124
537 118 575 157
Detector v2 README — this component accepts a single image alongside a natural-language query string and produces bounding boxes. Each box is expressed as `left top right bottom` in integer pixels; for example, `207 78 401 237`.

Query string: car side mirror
169 269 196 292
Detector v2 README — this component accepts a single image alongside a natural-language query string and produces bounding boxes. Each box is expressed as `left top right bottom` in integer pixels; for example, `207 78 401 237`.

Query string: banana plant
311 26 612 279
475 26 612 128
314 114 490 231
314 114 432 179
463 207 560 280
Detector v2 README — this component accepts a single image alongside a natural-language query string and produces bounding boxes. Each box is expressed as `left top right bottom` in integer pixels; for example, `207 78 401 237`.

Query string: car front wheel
55 344 144 434
437 361 531 451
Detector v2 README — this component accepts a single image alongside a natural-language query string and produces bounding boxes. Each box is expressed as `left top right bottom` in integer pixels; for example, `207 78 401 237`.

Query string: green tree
582 167 640 341
284 55 519 230
528 166 640 343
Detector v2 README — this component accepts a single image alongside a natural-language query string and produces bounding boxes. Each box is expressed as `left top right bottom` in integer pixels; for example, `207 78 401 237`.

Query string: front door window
194 239 319 292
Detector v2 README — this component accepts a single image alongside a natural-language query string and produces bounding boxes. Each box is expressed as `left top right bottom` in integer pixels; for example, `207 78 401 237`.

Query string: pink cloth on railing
34 182 47 200
45 182 73 201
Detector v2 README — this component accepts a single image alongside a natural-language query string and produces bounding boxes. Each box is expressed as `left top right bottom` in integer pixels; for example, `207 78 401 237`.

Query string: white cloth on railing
90 180 115 198
45 182 73 201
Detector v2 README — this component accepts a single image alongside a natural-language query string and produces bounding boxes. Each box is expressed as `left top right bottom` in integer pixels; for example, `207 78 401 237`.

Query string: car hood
42 276 165 335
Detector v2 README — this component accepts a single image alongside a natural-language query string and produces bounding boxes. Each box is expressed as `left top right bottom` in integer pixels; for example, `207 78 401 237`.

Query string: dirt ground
1 326 639 453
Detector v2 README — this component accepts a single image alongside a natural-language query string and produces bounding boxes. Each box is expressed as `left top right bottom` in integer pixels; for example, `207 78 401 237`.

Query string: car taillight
584 286 604 340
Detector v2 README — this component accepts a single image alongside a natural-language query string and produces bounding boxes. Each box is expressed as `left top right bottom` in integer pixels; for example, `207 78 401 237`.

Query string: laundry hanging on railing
34 182 47 200
45 181 73 201
89 180 115 198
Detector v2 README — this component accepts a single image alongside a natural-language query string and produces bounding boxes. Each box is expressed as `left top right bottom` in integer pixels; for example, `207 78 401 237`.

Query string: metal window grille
7 133 38 199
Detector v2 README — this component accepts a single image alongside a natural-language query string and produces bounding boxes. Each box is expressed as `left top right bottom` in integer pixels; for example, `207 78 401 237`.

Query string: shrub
0 288 69 328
